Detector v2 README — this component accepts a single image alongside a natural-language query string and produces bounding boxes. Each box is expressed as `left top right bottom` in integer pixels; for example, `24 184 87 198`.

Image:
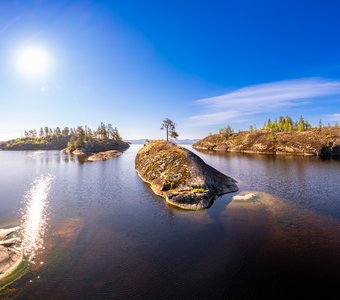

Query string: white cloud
324 113 340 121
189 78 340 126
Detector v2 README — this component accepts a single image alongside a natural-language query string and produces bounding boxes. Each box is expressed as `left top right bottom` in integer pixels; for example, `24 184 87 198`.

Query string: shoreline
193 146 318 156
0 252 24 281
193 128 340 157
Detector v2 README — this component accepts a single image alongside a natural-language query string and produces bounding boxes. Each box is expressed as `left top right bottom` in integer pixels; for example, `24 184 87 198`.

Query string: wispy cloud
189 78 340 126
324 113 340 121
0 16 21 35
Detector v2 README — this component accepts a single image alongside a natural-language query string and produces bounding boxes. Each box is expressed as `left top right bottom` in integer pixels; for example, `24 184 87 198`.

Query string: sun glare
15 46 52 78
21 175 53 263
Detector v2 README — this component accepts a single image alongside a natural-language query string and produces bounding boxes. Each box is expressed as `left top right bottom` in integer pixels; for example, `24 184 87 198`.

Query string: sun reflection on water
21 175 54 263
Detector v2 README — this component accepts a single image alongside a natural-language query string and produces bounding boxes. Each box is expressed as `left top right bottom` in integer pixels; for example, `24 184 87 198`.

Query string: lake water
0 145 339 299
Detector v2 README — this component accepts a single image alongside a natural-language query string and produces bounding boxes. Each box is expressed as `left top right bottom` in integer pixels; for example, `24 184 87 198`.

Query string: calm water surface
0 145 339 299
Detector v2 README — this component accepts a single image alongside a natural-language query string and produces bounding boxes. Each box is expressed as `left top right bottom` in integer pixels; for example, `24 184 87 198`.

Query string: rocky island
135 140 238 210
0 123 130 161
64 140 128 161
193 127 340 157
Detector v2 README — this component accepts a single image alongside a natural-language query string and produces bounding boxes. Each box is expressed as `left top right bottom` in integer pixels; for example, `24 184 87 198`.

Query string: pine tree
267 118 272 131
161 118 178 141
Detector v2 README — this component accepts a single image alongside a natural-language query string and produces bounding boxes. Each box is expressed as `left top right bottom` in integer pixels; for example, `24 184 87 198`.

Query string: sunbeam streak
21 175 54 263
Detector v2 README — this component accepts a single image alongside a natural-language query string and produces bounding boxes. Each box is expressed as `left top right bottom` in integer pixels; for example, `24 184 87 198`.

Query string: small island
0 123 130 161
135 140 238 210
193 116 340 157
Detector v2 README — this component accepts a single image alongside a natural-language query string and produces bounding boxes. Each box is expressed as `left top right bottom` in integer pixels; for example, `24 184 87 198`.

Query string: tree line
19 122 123 150
24 122 121 140
220 115 339 136
262 115 309 132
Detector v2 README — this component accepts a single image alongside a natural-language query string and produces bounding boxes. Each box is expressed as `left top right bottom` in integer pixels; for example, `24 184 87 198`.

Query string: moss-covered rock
135 140 238 210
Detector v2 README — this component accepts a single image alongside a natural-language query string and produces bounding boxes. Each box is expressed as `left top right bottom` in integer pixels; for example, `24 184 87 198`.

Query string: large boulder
0 226 22 280
135 140 238 210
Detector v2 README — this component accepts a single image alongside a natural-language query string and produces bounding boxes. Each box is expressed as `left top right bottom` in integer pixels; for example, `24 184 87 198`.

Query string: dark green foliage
2 122 124 150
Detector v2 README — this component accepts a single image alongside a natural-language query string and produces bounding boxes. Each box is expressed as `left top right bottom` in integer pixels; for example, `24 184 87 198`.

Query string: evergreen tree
272 119 279 132
161 118 178 141
44 126 49 136
297 116 304 132
279 116 285 131
267 118 272 131
55 127 61 136
62 127 70 136
219 125 233 137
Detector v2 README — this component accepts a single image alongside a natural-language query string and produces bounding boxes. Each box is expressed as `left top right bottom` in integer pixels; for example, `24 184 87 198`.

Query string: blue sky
1 0 340 140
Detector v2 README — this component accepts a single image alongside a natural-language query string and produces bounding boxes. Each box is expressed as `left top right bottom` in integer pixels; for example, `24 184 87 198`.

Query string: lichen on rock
0 226 22 281
135 140 238 210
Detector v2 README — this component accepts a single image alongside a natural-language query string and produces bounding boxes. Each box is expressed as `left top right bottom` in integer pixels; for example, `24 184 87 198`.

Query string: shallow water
0 145 339 299
189 148 340 218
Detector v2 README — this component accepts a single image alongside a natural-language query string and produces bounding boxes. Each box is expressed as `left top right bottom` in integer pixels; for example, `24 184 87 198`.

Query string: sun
15 46 52 78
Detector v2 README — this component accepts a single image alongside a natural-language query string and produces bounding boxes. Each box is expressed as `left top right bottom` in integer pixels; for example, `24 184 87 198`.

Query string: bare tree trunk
166 126 169 141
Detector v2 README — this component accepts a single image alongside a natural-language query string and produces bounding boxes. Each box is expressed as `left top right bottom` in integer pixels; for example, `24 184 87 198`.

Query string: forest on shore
0 122 126 151
219 115 339 137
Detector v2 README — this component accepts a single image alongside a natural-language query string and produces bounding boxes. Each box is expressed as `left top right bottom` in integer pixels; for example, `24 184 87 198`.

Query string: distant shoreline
126 139 199 145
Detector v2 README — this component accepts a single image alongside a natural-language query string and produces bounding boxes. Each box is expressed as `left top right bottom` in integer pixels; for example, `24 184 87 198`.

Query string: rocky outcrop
135 140 238 210
0 137 69 151
63 140 129 161
74 140 129 153
88 150 122 161
1 137 130 154
193 128 340 157
0 226 22 281
72 149 88 156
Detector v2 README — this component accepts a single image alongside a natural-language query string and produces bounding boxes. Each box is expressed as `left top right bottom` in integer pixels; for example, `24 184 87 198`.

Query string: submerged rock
233 193 257 201
135 140 238 210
